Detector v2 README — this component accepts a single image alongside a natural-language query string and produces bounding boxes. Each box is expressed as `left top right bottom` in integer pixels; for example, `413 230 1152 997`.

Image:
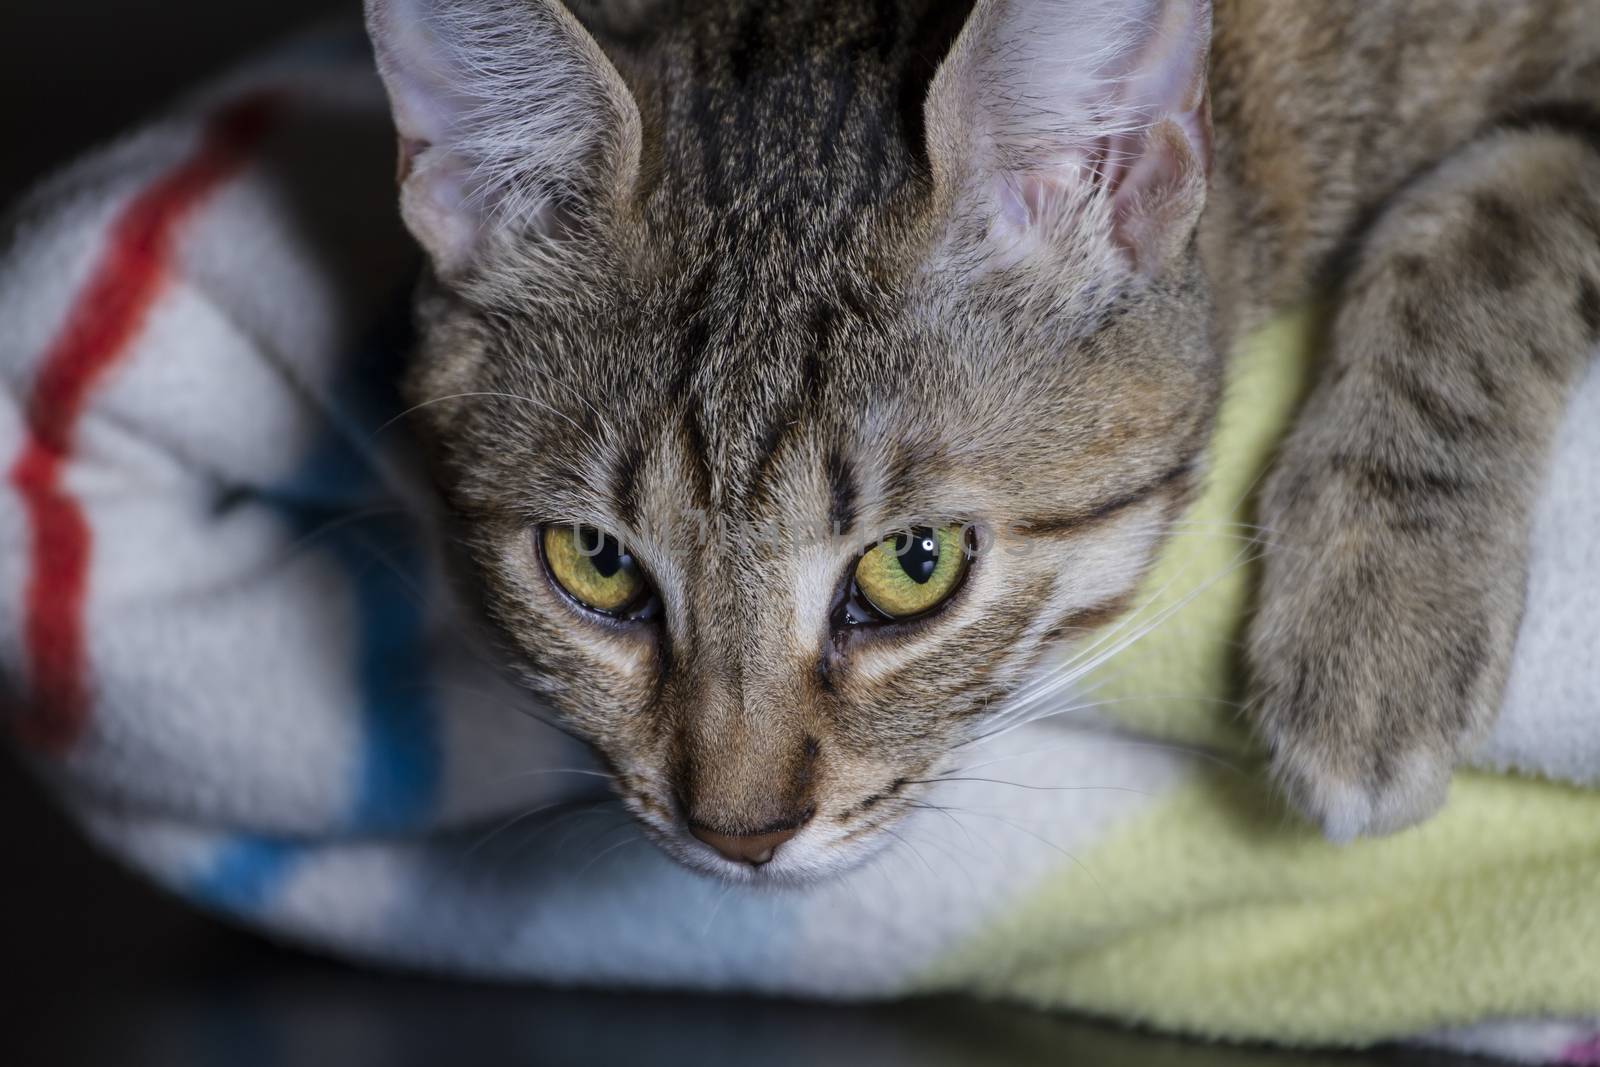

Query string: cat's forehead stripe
825 445 860 537
654 0 947 224
610 436 646 531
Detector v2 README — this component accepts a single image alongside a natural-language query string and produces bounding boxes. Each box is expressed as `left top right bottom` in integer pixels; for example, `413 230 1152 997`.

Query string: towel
4 30 1598 1064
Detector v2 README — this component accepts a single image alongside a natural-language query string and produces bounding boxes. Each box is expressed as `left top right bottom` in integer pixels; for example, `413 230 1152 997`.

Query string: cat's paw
1247 492 1518 842
1247 605 1486 842
1262 711 1455 843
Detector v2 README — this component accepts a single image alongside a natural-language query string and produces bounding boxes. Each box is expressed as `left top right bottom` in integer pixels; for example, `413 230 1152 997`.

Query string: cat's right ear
365 0 642 278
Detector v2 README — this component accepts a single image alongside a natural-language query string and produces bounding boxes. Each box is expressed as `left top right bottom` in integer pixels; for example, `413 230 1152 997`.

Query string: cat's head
368 0 1218 882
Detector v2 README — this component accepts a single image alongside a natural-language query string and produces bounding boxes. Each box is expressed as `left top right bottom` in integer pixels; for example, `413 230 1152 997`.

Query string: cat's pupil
894 528 940 584
579 526 628 579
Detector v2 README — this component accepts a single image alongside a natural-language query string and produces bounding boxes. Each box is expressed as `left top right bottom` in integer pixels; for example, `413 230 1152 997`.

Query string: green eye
853 525 971 620
543 524 648 615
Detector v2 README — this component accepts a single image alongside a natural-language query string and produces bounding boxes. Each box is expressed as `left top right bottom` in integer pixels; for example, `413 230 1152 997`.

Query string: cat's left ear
365 0 642 278
925 0 1212 277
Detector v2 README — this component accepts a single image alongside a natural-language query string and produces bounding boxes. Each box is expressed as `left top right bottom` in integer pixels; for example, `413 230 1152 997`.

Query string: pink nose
690 817 809 867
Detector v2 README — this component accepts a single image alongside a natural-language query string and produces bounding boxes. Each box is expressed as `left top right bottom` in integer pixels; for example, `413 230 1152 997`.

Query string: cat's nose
689 813 811 867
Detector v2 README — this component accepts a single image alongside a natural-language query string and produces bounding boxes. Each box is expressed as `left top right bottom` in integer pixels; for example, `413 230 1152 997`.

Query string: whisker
904 799 973 843
509 360 615 437
1002 464 1285 724
881 824 940 880
965 688 1249 754
975 545 1262 746
951 732 1248 777
549 805 633 856
271 506 411 563
701 880 740 938
371 390 606 460
418 679 589 746
573 823 646 880
997 554 1207 713
478 766 617 789
496 805 629 873
913 776 1154 798
923 806 1105 896
899 826 981 897
458 795 616 866
964 676 1117 748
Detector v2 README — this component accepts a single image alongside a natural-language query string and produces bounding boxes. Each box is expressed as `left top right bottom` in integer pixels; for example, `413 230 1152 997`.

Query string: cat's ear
365 0 642 277
924 0 1212 277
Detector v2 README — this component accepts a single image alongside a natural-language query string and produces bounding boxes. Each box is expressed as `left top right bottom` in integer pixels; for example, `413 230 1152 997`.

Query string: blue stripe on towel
332 515 441 832
190 836 299 913
190 292 440 913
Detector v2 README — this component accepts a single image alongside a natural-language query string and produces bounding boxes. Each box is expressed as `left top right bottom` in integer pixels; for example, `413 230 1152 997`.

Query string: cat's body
1208 0 1600 318
1207 0 1600 835
365 0 1600 877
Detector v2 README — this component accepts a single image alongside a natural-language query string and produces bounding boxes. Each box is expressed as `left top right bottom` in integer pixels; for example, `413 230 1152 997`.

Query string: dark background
0 4 1477 1065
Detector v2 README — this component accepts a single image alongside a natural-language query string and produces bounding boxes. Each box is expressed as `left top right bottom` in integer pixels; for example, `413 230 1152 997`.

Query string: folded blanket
3 29 1598 1064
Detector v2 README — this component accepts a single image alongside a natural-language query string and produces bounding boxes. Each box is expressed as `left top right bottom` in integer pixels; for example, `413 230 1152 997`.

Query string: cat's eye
852 525 972 621
542 524 651 617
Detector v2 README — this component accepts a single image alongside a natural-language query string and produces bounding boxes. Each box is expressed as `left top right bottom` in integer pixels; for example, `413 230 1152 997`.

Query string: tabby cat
365 0 1600 880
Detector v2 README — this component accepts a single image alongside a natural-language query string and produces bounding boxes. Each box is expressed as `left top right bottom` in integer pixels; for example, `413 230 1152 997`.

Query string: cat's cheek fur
471 524 660 727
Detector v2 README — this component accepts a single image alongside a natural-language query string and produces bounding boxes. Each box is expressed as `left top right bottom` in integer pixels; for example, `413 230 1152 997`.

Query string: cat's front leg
1249 120 1600 841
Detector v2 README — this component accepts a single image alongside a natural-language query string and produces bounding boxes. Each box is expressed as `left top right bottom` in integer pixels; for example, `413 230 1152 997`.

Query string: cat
364 0 1600 881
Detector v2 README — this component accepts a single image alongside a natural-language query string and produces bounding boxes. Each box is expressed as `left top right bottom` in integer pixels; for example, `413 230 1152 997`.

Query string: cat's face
371 0 1216 882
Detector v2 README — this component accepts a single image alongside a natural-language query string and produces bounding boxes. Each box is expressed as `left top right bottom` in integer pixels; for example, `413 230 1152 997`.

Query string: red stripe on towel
8 95 277 754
